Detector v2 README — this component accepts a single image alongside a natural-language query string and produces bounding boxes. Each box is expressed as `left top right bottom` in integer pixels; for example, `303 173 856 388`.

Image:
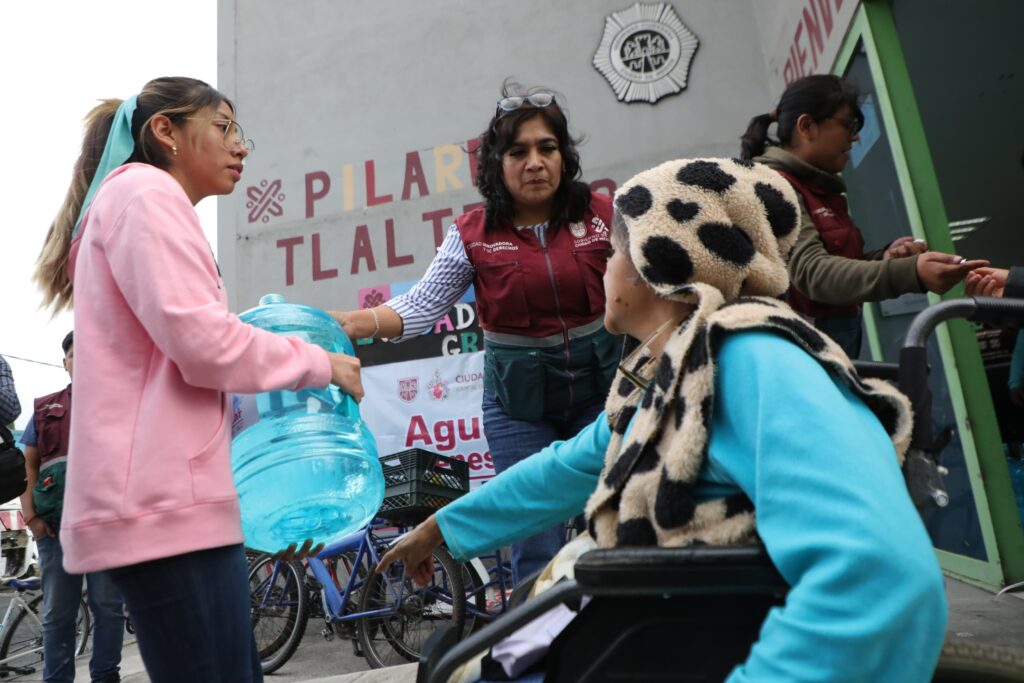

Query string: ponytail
740 113 775 160
740 75 863 161
35 77 230 314
35 100 121 314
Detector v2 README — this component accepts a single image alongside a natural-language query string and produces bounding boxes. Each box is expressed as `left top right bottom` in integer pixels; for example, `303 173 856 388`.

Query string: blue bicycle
248 521 466 672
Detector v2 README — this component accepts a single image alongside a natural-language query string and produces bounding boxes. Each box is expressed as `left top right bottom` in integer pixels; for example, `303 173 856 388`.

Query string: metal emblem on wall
593 2 699 104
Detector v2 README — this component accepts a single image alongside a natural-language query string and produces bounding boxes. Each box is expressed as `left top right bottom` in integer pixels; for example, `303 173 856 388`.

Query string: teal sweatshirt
436 331 947 682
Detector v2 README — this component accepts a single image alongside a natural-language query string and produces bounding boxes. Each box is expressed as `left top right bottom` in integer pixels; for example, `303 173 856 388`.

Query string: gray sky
1 2 217 430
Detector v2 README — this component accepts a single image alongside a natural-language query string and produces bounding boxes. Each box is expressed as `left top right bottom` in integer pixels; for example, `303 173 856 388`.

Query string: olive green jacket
755 146 922 305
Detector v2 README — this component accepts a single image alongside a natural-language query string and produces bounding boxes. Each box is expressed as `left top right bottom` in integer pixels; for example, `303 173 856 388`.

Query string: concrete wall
217 0 775 312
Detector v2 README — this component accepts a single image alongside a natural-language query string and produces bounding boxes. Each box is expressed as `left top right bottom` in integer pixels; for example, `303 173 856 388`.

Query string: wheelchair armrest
573 545 788 595
853 360 899 382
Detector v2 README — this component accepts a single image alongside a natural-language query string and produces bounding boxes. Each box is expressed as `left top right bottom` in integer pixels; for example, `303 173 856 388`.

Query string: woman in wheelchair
379 158 947 682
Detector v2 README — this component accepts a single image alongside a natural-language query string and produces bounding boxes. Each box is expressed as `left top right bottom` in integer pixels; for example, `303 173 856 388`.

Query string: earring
172 146 178 156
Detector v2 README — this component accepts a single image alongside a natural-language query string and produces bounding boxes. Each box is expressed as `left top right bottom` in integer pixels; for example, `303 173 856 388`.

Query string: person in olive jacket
741 75 986 357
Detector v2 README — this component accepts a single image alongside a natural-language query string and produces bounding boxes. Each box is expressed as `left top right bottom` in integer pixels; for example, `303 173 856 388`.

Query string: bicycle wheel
933 641 1024 682
0 594 89 678
248 557 309 674
357 545 467 668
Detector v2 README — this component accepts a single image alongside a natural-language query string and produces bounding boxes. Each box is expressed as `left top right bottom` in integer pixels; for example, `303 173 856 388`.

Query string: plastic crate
377 449 470 526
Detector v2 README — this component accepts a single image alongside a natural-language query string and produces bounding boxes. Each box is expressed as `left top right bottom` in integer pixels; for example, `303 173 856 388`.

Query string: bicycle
248 521 466 673
0 577 90 678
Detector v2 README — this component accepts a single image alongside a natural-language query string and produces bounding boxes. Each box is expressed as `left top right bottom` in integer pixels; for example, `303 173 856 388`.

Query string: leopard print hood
584 158 913 548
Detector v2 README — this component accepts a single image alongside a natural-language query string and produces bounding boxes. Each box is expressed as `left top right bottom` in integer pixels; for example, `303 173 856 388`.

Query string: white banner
361 351 494 488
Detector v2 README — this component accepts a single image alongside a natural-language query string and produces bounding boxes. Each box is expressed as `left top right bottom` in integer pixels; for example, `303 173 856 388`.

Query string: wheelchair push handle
903 296 1024 350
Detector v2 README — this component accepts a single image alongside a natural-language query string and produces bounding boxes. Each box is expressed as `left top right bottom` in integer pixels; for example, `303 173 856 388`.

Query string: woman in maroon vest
740 74 986 357
330 84 618 583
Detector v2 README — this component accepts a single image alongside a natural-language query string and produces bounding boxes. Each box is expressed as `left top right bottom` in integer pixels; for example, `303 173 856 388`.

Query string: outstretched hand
376 516 444 587
964 267 1009 298
272 538 325 561
916 252 989 295
884 236 927 260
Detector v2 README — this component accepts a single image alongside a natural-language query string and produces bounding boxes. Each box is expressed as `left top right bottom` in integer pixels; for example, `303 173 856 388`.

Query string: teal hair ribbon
71 95 139 239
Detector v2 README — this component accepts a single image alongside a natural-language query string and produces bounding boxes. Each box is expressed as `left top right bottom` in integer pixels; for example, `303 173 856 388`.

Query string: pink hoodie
63 163 331 573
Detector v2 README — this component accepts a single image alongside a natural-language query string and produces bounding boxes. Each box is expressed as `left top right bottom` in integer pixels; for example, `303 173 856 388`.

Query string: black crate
377 449 470 525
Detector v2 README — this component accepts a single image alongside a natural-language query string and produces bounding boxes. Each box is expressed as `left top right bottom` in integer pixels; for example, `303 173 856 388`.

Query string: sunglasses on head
496 93 556 116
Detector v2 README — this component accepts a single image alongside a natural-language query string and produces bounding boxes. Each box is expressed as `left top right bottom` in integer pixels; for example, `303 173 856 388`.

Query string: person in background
19 331 124 683
0 355 20 427
965 267 1024 300
330 83 618 584
377 158 946 683
741 74 986 357
33 77 363 683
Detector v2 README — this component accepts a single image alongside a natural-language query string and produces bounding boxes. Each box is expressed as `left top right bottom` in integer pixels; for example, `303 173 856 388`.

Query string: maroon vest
457 193 613 338
775 169 865 318
33 385 72 467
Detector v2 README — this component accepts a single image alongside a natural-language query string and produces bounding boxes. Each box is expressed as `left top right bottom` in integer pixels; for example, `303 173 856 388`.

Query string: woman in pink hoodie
33 77 362 683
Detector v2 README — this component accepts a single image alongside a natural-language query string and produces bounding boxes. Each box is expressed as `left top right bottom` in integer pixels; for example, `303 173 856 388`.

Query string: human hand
916 252 989 295
27 517 54 540
271 538 325 561
884 236 927 260
964 267 1009 298
328 352 364 402
376 516 444 587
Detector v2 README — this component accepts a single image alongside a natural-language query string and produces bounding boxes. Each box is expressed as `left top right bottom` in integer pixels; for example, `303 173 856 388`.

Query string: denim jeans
107 544 261 683
482 390 604 584
36 535 124 683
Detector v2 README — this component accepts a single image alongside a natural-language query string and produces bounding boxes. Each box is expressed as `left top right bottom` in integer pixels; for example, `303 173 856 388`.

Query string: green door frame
831 0 1024 591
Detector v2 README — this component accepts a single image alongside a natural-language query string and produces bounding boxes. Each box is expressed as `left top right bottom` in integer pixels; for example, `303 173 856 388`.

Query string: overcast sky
1 2 217 430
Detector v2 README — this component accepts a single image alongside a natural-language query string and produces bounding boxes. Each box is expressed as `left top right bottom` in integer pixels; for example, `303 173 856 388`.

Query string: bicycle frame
0 590 41 669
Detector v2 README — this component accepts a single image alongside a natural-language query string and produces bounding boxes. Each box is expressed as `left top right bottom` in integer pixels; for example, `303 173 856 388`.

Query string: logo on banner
359 286 390 309
398 377 419 403
593 2 699 104
427 370 449 401
569 222 587 238
246 178 286 223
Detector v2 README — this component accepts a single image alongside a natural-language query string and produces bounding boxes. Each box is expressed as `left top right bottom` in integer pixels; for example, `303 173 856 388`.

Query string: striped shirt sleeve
0 355 21 426
386 224 476 341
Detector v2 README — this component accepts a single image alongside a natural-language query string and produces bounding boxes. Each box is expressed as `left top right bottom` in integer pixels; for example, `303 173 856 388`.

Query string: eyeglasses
186 116 255 152
496 93 556 116
828 115 863 134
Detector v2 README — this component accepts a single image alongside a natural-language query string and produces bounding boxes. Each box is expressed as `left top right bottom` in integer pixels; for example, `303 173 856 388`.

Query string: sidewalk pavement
72 577 1024 682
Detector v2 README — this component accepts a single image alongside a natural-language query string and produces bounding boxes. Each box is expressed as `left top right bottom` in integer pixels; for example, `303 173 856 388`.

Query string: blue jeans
107 544 261 683
482 390 604 584
36 535 124 683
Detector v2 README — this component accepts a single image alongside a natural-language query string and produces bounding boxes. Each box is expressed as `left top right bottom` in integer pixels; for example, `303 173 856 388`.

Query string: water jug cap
259 293 288 305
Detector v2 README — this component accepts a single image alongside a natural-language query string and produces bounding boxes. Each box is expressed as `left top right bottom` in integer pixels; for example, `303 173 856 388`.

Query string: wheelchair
417 296 1024 683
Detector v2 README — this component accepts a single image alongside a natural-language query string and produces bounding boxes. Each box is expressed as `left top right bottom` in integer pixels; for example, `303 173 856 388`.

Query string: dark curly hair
474 82 592 231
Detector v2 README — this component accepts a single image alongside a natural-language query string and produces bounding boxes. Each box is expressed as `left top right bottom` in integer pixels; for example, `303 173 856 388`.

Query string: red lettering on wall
422 208 455 249
589 178 617 197
401 151 429 200
385 218 415 268
457 416 481 441
405 415 431 447
276 236 304 286
467 138 481 187
311 232 338 281
794 22 808 77
350 225 377 274
305 171 331 218
365 160 393 206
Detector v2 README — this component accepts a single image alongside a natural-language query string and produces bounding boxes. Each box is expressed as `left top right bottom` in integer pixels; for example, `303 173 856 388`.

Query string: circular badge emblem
570 222 588 238
594 3 699 103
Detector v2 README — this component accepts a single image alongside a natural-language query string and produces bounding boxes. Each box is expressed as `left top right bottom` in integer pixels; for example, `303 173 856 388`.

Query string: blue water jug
230 294 383 552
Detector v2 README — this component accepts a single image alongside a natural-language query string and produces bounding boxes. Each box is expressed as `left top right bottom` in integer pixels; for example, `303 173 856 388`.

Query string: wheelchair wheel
248 557 309 674
933 641 1024 682
357 545 466 668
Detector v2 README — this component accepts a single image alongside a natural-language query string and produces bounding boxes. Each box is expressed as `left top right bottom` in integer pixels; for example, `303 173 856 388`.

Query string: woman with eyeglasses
741 74 985 357
330 84 617 584
34 76 363 683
